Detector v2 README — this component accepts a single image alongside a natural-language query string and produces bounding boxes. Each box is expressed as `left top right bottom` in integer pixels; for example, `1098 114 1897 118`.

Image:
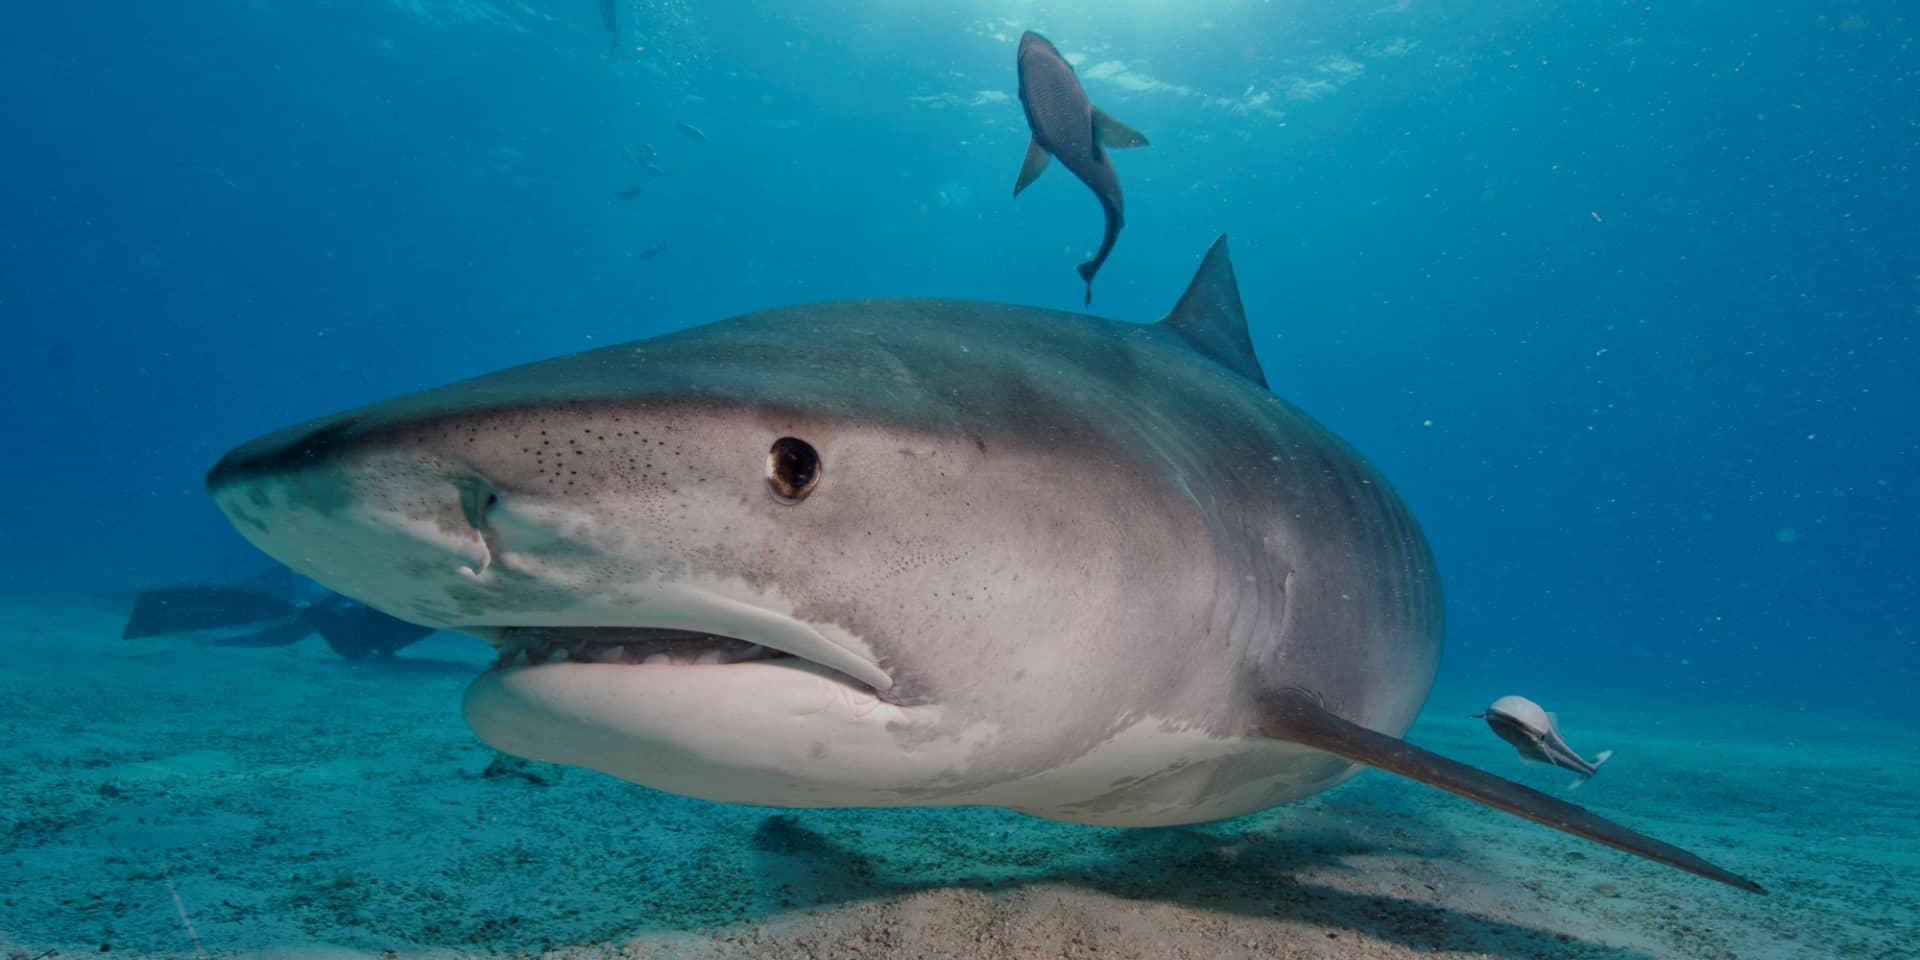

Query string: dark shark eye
766 437 821 503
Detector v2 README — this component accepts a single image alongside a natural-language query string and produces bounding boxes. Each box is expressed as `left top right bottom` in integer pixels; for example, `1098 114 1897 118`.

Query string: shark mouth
486 627 794 670
450 571 894 692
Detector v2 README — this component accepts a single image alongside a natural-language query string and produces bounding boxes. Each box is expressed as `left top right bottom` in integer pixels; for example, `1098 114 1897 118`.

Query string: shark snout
205 415 366 496
206 416 513 624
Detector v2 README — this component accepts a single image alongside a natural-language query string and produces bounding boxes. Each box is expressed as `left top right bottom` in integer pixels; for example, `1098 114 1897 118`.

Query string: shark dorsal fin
1158 235 1268 388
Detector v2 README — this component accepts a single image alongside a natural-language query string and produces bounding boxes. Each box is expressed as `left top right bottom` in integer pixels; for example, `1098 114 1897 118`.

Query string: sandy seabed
2 593 1913 960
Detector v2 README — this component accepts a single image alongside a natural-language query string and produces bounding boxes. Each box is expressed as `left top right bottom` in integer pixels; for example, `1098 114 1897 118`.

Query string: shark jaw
210 460 936 805
435 508 958 810
460 586 897 702
450 576 898 696
462 655 925 806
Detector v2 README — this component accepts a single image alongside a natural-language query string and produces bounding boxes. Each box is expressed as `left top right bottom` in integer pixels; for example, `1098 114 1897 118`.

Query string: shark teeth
487 627 789 670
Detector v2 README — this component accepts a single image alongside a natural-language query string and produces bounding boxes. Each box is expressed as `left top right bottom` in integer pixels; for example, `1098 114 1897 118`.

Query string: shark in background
1013 31 1150 307
120 573 434 658
203 237 1763 895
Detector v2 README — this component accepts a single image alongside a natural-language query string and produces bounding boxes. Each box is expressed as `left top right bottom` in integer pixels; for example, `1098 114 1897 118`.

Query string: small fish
1013 31 1149 307
675 122 710 143
612 186 646 200
643 161 671 178
628 242 670 260
1475 695 1614 785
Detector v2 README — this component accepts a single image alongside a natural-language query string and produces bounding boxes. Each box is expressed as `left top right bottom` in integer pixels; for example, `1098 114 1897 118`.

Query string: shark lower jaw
460 616 892 698
460 655 924 805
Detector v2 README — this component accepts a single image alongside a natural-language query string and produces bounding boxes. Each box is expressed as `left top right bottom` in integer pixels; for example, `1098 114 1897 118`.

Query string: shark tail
1566 749 1615 790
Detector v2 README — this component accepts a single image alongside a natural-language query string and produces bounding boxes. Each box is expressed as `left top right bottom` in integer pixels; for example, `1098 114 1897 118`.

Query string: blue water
1 0 1913 733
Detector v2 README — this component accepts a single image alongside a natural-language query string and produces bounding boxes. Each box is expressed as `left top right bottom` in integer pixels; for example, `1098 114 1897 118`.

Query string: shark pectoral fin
1254 687 1766 895
1014 138 1051 196
1092 108 1150 149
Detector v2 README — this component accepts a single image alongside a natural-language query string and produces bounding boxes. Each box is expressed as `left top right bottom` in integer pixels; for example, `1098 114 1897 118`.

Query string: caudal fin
1567 748 1617 789
1255 687 1764 894
1076 260 1097 306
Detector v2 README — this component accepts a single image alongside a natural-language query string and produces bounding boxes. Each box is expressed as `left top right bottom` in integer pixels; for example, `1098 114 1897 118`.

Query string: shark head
206 297 1227 811
203 239 1770 894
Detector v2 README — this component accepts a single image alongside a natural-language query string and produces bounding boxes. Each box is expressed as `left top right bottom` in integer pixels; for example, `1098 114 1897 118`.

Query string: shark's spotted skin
207 237 1762 894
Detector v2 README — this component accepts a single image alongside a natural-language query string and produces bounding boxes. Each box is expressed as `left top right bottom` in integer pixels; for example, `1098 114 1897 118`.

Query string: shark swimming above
205 237 1763 895
1013 31 1149 307
599 0 617 57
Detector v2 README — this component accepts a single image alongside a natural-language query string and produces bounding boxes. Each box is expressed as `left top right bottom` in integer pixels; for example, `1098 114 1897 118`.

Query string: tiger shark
205 237 1763 895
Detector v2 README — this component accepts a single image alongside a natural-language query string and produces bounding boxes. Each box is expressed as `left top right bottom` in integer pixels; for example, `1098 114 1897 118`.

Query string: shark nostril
455 479 501 577
456 478 499 531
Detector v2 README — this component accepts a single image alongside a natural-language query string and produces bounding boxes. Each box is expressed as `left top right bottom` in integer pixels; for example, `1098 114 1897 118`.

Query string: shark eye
766 437 821 503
